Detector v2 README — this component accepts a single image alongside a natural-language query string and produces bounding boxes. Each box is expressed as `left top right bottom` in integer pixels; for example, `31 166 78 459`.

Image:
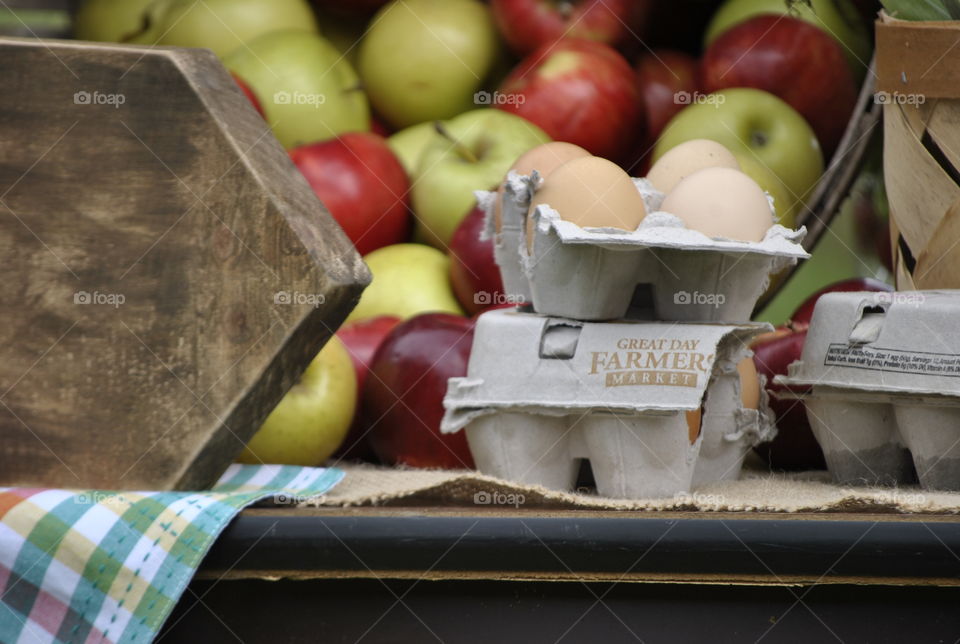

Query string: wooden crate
0 37 369 489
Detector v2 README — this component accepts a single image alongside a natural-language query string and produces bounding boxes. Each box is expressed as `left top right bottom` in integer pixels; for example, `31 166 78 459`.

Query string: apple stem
751 131 768 147
433 121 478 163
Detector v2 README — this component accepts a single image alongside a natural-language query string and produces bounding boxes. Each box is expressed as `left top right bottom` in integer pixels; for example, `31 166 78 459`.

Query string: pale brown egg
686 408 702 444
737 357 760 410
525 156 647 252
494 142 591 233
647 139 741 194
660 167 773 242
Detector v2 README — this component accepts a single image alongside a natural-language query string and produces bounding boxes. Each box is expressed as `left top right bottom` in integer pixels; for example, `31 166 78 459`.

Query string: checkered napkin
0 464 344 644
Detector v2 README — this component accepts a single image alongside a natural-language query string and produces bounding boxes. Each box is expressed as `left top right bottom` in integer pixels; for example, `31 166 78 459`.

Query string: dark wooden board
0 37 369 489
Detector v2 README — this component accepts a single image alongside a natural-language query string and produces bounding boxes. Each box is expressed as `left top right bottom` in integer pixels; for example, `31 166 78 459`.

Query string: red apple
496 39 643 162
449 205 506 315
334 315 402 461
751 327 823 471
635 50 699 146
700 15 857 157
231 72 263 118
752 277 894 470
289 132 411 256
363 313 476 469
490 0 650 56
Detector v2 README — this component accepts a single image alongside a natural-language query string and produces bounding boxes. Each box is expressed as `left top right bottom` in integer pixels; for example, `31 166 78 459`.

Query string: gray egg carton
478 174 808 323
442 308 776 499
777 290 960 490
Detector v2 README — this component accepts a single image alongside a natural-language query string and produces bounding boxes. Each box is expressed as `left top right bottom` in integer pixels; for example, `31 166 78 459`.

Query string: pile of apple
74 0 879 470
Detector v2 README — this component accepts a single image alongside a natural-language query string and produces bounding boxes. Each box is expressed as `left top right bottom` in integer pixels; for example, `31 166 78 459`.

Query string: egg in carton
477 167 809 323
442 308 776 499
777 290 960 491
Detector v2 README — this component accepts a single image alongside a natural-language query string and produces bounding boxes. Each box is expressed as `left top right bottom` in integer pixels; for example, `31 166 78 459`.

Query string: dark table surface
158 506 960 643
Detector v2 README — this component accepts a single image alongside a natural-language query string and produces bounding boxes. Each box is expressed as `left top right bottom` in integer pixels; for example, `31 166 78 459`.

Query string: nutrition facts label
824 344 960 377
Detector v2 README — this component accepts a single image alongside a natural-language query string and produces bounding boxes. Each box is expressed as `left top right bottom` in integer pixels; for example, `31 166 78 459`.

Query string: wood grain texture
876 19 960 99
0 37 370 489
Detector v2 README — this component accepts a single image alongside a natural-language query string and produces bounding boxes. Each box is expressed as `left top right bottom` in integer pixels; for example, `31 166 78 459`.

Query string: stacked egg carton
442 151 809 499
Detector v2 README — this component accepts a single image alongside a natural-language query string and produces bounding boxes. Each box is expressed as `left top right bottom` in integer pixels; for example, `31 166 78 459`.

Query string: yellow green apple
387 120 438 178
225 31 369 149
238 335 356 466
73 0 155 42
347 243 465 322
131 0 318 58
359 0 498 128
411 109 550 248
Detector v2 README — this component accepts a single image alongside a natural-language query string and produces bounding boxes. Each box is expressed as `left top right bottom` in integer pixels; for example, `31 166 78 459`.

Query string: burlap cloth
309 456 960 514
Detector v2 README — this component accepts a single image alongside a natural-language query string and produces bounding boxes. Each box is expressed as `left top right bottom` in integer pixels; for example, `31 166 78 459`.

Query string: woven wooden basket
877 13 960 289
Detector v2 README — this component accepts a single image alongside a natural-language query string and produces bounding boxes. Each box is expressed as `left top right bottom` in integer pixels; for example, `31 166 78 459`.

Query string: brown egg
494 142 591 233
737 357 760 410
660 167 773 242
686 408 702 444
647 139 740 194
526 156 647 252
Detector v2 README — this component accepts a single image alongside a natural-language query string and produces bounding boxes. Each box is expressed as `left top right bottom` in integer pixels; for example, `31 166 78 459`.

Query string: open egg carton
778 290 960 491
442 309 775 499
477 170 808 322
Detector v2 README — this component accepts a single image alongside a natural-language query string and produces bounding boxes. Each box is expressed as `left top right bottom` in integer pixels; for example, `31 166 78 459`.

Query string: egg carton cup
777 290 960 491
442 308 776 499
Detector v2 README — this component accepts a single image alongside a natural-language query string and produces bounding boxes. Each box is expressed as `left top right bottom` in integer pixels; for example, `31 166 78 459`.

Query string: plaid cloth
0 464 344 644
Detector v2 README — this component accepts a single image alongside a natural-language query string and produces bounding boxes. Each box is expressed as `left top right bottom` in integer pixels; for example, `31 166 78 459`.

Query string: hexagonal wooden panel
0 37 369 490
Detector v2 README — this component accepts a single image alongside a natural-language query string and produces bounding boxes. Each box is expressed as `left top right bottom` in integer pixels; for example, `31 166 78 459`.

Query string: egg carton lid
442 308 768 433
778 290 960 396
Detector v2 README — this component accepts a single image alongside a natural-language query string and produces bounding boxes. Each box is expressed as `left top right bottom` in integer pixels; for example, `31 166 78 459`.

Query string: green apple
359 0 498 128
74 0 155 42
225 31 369 149
130 0 317 59
735 154 798 229
238 335 356 466
704 0 870 80
347 244 464 323
387 120 438 177
655 88 823 211
412 109 550 248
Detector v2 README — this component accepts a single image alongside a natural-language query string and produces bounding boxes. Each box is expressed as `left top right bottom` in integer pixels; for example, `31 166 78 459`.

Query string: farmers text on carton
589 337 714 388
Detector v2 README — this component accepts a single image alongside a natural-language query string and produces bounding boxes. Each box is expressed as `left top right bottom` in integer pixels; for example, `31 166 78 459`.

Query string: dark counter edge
197 508 960 585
